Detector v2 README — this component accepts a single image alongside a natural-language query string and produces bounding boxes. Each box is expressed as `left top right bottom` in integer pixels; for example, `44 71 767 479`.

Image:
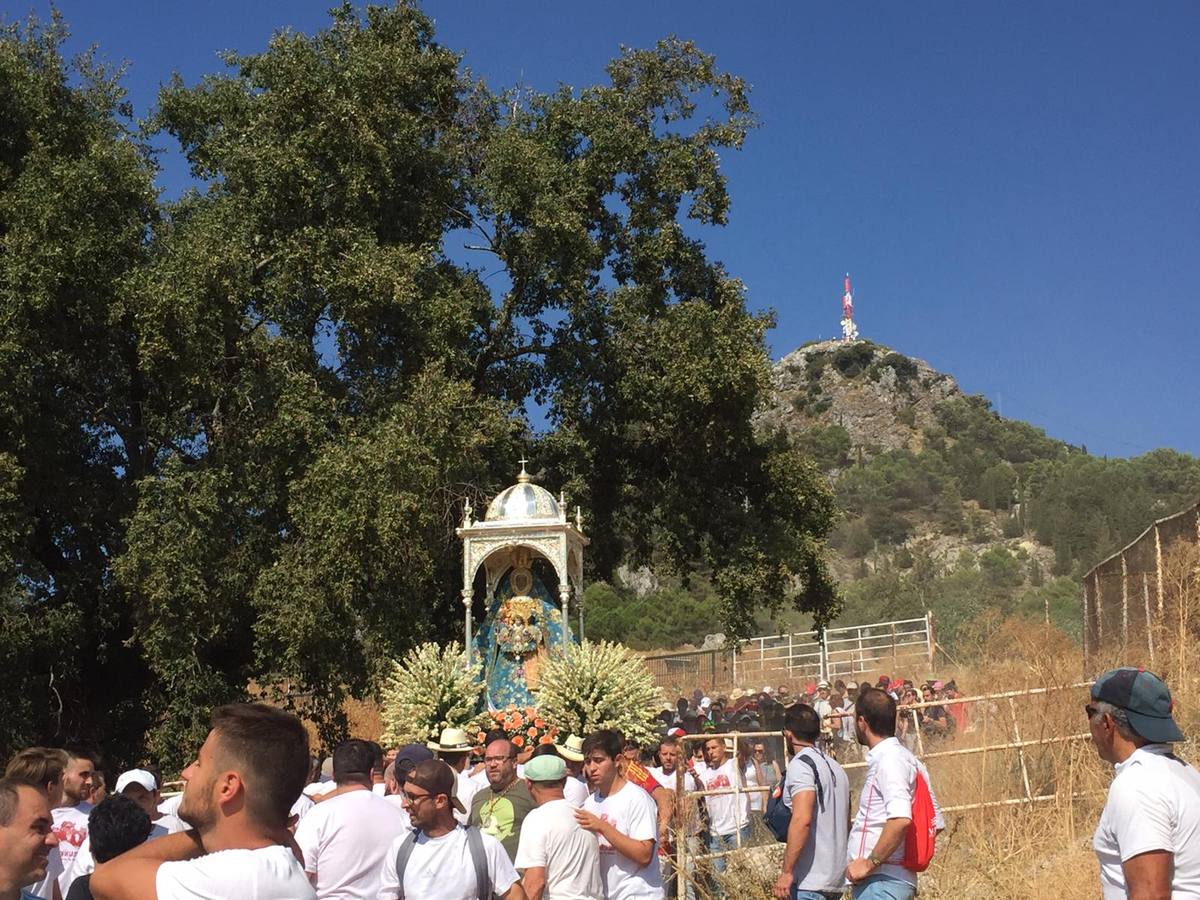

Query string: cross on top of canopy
484 459 563 524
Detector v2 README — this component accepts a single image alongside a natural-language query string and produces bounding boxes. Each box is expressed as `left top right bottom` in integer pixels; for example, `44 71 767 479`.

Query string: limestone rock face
760 340 961 458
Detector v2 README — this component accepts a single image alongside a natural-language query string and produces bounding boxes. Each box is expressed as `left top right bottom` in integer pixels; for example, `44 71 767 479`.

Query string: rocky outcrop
760 340 960 457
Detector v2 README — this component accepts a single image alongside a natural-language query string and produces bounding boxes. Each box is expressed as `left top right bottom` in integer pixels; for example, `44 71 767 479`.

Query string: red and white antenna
840 273 859 342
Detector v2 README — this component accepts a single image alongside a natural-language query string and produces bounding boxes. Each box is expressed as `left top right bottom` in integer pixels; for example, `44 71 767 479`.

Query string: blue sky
17 1 1200 458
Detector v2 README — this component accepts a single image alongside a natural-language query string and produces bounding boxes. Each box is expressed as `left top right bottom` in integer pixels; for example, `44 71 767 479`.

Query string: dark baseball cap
405 760 466 814
1091 667 1184 743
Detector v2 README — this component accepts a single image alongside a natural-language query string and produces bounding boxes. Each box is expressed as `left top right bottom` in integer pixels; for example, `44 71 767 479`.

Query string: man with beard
379 760 523 899
844 687 942 900
0 778 57 900
90 703 315 900
52 751 96 884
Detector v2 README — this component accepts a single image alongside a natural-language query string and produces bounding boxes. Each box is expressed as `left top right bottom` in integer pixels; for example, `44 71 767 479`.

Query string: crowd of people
0 668 1194 900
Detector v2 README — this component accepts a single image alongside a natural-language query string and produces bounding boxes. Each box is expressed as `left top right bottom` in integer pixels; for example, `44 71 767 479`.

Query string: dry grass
702 556 1200 900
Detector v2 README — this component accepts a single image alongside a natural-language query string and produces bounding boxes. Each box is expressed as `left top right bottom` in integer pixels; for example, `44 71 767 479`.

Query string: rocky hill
761 339 964 458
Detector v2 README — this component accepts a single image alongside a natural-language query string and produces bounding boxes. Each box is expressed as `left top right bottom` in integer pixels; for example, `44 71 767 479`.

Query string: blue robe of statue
475 570 574 710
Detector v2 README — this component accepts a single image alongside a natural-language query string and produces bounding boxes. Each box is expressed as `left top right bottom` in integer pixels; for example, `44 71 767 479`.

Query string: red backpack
857 766 938 872
902 770 937 872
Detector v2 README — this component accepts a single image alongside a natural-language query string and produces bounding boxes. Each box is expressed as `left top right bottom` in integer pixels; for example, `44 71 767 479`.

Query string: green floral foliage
536 641 663 746
379 642 482 747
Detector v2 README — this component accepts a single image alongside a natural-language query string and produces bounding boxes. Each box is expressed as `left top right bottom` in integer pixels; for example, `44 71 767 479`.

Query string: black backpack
393 826 491 899
765 750 829 842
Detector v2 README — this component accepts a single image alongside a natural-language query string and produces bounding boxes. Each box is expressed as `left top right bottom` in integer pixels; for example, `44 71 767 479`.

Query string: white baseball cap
115 769 158 794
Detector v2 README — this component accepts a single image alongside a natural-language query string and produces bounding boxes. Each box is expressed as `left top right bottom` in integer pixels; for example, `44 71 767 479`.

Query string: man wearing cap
380 760 524 900
1088 667 1200 899
812 683 834 748
293 739 410 899
513 755 601 900
431 729 481 826
61 770 186 896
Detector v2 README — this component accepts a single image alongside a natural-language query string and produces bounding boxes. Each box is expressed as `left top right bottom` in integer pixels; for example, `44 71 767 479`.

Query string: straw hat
427 727 474 753
556 734 585 762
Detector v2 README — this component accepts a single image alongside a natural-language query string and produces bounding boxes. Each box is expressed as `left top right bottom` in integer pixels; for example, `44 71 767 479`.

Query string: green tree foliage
582 581 723 649
0 6 837 766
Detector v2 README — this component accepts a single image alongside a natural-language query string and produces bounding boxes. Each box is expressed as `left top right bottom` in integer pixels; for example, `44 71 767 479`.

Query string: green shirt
468 778 535 860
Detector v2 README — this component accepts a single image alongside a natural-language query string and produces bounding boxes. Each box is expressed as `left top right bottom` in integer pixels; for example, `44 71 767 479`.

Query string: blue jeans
851 874 915 900
793 890 845 900
706 824 752 874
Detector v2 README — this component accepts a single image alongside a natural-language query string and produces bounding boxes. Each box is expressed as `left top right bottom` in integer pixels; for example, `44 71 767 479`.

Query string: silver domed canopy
485 466 562 523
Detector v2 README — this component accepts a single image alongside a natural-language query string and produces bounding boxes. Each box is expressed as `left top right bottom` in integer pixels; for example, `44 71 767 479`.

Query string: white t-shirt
155 845 316 899
583 781 662 899
1094 744 1200 900
742 764 766 813
513 798 603 900
562 776 589 809
302 780 338 800
294 789 411 899
52 803 92 880
839 700 856 741
812 698 833 734
379 826 519 900
455 771 481 826
159 794 184 817
649 766 702 836
847 737 944 887
694 759 748 837
290 793 315 823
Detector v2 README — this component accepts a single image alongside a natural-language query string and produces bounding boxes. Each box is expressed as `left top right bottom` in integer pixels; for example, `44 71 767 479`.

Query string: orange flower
511 735 525 748
476 731 485 743
534 718 546 729
538 735 553 745
527 726 538 737
511 715 524 728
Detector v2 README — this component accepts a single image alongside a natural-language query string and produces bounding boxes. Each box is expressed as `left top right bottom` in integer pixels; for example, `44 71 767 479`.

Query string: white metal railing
733 613 934 684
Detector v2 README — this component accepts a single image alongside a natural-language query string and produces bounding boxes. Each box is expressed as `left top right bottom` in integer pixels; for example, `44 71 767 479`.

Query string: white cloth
562 776 589 809
379 826 519 900
455 771 481 826
742 763 766 813
1093 744 1200 900
812 698 834 734
693 759 748 837
159 794 184 817
649 766 702 835
303 781 339 800
382 794 414 832
583 780 662 899
290 793 315 823
155 845 316 899
513 798 603 900
846 737 943 888
839 700 856 741
293 789 411 899
52 803 92 893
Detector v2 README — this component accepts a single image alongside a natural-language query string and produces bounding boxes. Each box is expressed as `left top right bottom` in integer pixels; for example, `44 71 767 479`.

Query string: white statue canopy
457 461 588 681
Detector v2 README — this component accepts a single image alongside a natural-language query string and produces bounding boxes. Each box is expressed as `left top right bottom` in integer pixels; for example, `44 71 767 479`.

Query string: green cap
524 754 566 782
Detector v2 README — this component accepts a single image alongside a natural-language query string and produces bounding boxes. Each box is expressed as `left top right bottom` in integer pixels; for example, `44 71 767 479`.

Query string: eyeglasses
401 789 436 806
753 748 764 755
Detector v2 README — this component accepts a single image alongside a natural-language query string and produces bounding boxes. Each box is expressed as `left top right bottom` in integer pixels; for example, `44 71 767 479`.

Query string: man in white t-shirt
90 703 317 900
845 687 943 900
514 755 601 900
575 730 662 899
379 760 524 900
53 749 96 885
649 736 701 900
0 778 58 900
62 769 189 895
1087 667 1200 900
4 746 69 900
774 705 849 900
293 739 410 899
692 737 749 874
429 729 482 826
